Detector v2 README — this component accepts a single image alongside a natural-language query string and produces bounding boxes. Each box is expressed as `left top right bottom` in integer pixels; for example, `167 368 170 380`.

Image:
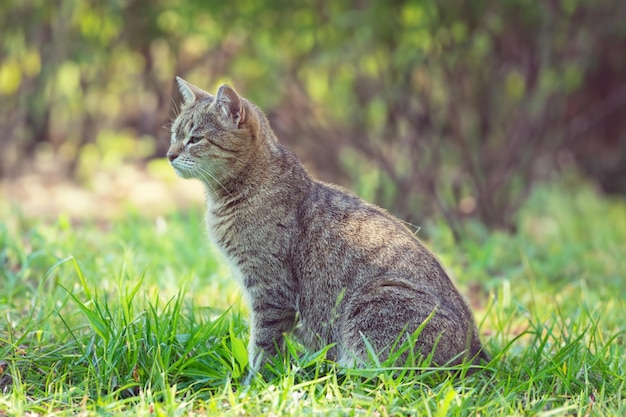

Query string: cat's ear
176 76 211 104
215 84 245 128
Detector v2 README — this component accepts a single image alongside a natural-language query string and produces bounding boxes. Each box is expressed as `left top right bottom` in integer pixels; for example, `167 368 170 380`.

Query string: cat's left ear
176 76 212 104
215 84 245 128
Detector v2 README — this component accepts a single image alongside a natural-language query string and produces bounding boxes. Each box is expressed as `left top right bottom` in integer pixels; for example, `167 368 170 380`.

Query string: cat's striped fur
167 77 488 374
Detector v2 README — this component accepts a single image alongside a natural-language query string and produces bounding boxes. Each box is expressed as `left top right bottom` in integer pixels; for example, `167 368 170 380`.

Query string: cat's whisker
196 165 232 196
197 171 218 196
189 165 219 196
170 98 180 118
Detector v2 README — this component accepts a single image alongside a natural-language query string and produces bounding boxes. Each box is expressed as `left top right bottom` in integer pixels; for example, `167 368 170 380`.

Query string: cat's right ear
176 76 212 104
215 84 246 129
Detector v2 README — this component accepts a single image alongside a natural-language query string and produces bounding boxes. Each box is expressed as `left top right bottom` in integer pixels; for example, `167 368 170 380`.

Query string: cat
167 77 489 376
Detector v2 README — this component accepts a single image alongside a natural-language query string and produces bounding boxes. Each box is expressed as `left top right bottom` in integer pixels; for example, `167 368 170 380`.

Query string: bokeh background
2 0 625 238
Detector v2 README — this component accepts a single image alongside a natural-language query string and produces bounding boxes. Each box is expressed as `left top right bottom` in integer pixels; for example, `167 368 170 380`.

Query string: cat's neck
202 143 309 208
201 166 258 207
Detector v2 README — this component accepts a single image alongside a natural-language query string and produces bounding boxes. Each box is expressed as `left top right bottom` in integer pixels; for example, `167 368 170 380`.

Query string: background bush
1 0 625 238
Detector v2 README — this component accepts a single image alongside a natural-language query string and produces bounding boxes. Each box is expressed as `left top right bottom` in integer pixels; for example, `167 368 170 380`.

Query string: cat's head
167 77 264 188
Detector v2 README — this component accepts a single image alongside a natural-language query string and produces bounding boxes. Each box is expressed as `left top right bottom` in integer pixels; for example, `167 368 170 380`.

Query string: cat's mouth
170 159 222 187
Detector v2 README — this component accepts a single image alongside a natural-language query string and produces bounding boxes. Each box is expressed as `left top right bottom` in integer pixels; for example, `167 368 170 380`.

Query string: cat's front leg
245 301 296 381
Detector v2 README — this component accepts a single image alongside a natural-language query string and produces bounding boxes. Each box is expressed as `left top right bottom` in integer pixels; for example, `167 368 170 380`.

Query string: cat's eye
188 135 203 145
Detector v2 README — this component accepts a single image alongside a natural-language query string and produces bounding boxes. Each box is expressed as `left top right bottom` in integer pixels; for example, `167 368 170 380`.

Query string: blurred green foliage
1 0 625 235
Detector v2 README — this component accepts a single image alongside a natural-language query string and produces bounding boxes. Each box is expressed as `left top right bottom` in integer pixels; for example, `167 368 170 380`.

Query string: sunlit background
1 0 625 236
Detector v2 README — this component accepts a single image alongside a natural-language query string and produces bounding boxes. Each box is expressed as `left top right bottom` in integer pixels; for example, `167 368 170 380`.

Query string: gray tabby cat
167 77 488 375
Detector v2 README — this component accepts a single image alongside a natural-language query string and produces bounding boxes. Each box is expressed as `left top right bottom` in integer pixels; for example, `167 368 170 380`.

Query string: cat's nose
167 151 178 162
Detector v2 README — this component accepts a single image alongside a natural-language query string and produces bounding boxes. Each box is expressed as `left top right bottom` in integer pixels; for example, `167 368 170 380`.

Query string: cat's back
294 180 449 287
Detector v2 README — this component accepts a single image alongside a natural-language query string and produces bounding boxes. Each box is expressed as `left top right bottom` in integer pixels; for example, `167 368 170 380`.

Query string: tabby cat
167 77 488 375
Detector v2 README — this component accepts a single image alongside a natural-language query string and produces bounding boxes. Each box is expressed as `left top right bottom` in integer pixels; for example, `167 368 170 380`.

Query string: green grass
1 181 625 416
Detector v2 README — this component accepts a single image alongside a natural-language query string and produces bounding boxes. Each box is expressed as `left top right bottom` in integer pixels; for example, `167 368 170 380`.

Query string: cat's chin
171 166 195 180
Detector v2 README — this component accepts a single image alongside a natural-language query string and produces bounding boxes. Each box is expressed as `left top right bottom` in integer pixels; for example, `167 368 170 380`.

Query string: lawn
1 179 625 416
